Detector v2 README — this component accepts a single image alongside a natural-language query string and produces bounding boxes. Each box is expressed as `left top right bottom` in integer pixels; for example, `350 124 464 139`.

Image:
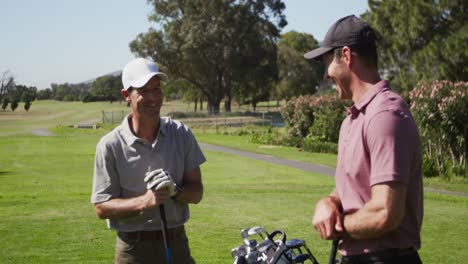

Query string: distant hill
77 70 122 85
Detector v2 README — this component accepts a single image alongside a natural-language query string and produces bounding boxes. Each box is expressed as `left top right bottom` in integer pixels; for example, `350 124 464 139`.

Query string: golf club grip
159 205 167 227
159 205 171 264
328 239 339 264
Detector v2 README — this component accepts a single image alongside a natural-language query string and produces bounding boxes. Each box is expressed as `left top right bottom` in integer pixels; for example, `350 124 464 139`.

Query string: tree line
129 0 466 113
1 0 466 114
0 72 124 111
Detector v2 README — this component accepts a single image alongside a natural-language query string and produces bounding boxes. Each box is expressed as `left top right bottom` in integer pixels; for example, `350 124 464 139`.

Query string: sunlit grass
0 130 467 263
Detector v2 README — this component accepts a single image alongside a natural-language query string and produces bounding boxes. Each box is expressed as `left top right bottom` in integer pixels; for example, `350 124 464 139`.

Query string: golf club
285 239 319 264
232 226 328 264
159 205 171 264
328 240 338 264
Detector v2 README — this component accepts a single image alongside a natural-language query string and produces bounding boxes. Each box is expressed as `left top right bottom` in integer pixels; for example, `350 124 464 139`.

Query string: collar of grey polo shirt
120 114 168 146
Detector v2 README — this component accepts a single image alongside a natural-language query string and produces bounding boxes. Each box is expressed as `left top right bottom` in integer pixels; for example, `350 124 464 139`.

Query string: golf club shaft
328 239 339 264
159 205 171 264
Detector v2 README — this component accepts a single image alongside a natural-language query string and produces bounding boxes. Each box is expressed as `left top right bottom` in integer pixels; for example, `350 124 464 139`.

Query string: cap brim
129 72 169 89
304 47 333 60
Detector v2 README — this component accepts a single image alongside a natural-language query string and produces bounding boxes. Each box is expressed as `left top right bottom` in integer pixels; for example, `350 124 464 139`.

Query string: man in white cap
91 58 206 264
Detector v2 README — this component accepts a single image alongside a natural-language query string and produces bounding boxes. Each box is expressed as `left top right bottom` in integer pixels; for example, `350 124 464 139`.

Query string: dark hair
333 42 378 68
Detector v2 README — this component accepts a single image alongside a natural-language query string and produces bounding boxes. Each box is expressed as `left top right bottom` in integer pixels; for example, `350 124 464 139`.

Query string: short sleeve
366 110 416 186
90 140 120 204
183 128 206 172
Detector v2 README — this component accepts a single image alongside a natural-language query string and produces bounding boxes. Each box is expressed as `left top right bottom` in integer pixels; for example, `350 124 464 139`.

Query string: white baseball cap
121 58 168 90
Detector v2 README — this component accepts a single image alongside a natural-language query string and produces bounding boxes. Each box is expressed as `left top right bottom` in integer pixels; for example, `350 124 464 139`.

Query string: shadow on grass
0 171 11 177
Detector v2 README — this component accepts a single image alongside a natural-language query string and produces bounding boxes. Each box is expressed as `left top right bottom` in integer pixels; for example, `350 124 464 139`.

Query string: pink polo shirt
335 80 423 256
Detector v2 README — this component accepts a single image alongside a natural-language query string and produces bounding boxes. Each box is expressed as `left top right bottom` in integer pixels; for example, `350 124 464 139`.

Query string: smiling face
322 48 352 101
122 76 163 120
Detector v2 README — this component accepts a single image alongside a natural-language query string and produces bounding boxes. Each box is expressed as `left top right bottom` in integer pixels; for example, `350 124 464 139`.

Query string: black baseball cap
304 15 376 60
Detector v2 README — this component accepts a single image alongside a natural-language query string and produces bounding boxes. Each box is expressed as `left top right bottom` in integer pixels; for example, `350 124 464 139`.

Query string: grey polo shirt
91 114 206 232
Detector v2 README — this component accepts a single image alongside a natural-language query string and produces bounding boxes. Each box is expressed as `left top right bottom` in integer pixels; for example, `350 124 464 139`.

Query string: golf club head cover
144 168 181 197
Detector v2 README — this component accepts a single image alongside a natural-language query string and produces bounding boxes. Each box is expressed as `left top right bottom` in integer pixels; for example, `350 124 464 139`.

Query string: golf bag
231 226 320 264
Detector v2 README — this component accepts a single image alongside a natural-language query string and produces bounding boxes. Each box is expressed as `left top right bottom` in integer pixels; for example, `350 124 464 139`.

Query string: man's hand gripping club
312 195 345 240
144 169 181 198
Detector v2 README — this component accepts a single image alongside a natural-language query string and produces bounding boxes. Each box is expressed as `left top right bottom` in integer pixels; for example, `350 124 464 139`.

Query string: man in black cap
305 15 423 264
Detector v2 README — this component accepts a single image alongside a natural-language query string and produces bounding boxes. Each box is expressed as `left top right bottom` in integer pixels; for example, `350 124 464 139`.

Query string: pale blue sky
0 0 368 90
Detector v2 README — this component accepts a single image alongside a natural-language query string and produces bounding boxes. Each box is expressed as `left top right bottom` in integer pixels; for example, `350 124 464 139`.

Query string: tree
7 84 25 106
362 0 468 93
177 80 205 112
52 83 88 101
130 0 287 114
276 31 323 100
10 100 18 112
90 74 121 102
37 88 53 100
24 101 31 112
20 85 37 103
0 70 15 102
2 98 9 111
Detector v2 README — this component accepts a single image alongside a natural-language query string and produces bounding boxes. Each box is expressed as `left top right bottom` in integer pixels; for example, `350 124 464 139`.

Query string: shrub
247 127 278 145
410 80 467 177
280 95 315 138
167 111 209 119
281 93 345 143
308 93 346 143
303 136 338 154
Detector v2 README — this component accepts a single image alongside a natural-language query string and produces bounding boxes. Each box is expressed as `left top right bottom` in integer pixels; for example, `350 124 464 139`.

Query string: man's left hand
145 169 180 197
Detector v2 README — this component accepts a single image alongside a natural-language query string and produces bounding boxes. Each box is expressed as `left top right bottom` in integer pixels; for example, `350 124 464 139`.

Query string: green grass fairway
0 128 467 263
0 100 467 263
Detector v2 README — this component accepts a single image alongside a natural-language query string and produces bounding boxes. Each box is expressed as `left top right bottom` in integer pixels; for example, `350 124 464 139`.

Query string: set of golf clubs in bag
231 226 339 264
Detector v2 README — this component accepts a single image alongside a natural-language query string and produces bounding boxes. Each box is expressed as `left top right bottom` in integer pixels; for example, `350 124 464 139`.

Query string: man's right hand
141 188 169 211
312 196 345 240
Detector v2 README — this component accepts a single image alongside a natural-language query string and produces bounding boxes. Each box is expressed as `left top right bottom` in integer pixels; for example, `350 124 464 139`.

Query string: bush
422 156 440 177
308 94 346 143
410 80 467 177
303 136 338 154
167 111 209 119
281 93 345 143
280 95 315 138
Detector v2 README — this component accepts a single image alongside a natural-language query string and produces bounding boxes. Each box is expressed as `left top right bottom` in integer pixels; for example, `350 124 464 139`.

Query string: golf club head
247 226 265 236
256 239 274 253
241 228 250 239
286 239 306 249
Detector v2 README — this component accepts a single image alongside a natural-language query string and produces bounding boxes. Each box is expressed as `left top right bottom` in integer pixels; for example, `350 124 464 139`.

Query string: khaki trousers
114 227 195 264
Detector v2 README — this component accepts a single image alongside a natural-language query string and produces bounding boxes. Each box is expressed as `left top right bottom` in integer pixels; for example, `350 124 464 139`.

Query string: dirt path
200 143 468 197
200 143 336 177
30 118 100 136
31 128 54 136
